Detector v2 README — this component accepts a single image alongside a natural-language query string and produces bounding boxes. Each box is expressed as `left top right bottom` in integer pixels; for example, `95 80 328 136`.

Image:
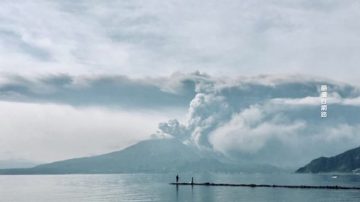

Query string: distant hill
296 146 360 173
0 159 39 169
0 138 280 174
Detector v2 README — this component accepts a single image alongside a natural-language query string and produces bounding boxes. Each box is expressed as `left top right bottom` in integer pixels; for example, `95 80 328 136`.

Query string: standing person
191 177 194 185
176 174 179 183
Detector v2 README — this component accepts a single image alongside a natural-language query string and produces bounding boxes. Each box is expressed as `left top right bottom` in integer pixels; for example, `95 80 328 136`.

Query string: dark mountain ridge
296 146 360 173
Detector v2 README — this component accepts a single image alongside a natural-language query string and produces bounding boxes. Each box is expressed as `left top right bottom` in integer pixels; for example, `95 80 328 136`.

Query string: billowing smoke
157 74 360 167
2 72 360 167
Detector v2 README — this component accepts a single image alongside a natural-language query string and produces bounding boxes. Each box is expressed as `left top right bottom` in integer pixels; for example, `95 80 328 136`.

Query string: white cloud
0 101 175 162
1 1 360 83
208 102 360 167
271 96 319 105
209 106 306 154
342 97 360 106
271 96 360 106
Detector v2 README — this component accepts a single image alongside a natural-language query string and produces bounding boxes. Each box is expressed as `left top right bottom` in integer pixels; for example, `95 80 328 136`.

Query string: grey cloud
0 73 199 109
0 30 52 61
158 119 188 141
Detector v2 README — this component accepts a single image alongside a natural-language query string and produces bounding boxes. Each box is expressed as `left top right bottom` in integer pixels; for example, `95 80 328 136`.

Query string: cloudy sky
1 0 360 167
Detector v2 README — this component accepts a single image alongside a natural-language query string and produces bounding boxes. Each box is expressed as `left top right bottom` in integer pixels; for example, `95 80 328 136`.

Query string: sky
0 0 360 166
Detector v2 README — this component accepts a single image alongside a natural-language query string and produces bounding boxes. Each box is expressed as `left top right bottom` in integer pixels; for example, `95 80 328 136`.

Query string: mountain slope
0 138 279 174
296 146 360 173
0 139 194 174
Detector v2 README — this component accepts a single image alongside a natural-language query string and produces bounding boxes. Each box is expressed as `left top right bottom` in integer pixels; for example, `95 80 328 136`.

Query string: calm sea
1 173 360 202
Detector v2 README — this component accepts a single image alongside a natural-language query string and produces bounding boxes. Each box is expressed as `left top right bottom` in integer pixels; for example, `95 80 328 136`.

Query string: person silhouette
191 177 194 185
176 174 179 183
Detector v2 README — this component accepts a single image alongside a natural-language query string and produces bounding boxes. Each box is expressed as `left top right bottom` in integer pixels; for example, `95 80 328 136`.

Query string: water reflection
175 184 178 201
0 173 360 202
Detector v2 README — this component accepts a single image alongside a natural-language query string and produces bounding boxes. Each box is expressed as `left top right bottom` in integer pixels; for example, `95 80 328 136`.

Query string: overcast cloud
0 72 360 166
1 1 360 167
0 0 360 83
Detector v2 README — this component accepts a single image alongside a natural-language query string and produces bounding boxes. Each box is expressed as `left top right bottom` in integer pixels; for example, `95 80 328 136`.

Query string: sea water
1 173 360 202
